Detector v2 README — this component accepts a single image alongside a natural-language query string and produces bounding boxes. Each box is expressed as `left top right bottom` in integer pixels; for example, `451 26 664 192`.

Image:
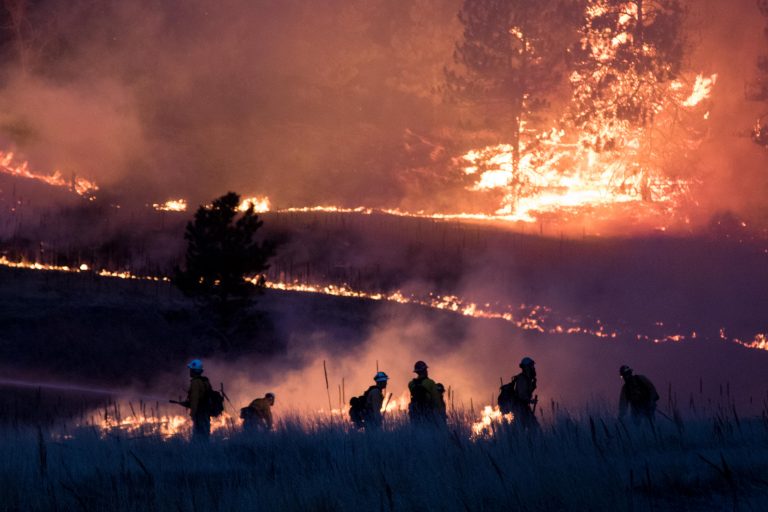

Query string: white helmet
187 359 203 371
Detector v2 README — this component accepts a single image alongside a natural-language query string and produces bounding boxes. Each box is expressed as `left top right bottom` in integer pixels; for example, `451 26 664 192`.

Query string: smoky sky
0 0 462 207
0 0 767 221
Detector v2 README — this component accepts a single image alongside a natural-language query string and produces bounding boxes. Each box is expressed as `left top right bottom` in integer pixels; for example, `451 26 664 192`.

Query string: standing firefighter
498 357 539 429
408 361 442 425
619 365 660 424
364 372 389 429
349 372 389 430
179 359 213 441
240 393 275 431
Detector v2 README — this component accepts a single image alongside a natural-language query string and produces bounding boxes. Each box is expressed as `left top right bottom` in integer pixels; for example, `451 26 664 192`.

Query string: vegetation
446 0 581 168
173 192 276 323
2 407 767 511
568 0 686 152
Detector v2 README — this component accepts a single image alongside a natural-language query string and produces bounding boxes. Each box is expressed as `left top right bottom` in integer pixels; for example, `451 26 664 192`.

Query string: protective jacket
187 375 212 439
619 374 659 419
513 372 536 405
242 398 273 429
364 386 384 427
408 377 442 420
188 376 212 418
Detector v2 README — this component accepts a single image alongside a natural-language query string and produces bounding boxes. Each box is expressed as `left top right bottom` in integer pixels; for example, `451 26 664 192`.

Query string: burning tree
174 192 276 322
454 0 704 224
446 0 582 170
568 0 686 153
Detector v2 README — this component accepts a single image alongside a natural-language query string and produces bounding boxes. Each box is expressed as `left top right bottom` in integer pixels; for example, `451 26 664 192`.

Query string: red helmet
413 360 428 372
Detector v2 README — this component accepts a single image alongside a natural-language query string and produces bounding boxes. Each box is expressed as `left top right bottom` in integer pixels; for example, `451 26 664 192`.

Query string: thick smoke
0 0 461 207
1 0 768 222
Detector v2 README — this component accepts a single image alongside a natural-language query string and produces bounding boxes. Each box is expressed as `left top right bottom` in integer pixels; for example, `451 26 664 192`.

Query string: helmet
374 371 389 382
187 359 203 371
265 392 275 401
413 360 428 372
519 357 535 368
619 365 633 376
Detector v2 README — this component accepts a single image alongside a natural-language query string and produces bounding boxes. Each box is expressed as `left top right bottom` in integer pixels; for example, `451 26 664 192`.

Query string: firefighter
408 361 442 424
241 393 275 431
363 372 389 429
619 365 660 424
498 357 539 429
185 359 213 441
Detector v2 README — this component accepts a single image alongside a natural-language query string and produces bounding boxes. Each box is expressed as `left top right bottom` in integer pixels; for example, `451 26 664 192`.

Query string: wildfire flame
460 71 716 224
0 256 765 353
681 74 718 108
239 196 271 213
93 409 237 438
152 199 188 212
0 151 98 197
471 405 513 438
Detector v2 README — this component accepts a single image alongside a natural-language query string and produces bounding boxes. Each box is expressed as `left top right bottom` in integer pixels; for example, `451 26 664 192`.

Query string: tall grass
1 406 767 511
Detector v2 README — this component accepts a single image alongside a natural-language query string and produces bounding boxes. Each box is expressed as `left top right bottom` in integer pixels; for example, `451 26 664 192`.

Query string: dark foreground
1 410 767 512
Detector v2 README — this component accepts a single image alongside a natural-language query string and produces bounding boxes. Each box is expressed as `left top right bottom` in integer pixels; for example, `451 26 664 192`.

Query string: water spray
0 377 168 402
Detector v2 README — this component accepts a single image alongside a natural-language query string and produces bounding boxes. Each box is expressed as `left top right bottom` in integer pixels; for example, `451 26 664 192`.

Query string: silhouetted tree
174 192 275 320
446 0 582 169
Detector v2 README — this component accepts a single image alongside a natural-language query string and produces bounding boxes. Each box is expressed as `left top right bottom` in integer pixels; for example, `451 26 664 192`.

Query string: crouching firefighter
171 359 225 441
349 372 389 430
619 365 660 424
498 357 539 430
241 393 275 431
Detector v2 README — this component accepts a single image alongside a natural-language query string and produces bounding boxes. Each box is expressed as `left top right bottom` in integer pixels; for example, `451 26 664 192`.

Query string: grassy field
1 407 767 511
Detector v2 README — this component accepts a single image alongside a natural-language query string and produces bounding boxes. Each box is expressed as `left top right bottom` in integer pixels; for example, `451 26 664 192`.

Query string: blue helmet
519 357 535 368
187 359 203 371
374 371 389 382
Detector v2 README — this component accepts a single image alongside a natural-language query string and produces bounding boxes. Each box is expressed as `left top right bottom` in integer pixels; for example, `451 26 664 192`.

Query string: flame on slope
239 196 271 213
460 72 716 224
152 199 188 212
0 256 765 353
0 151 98 197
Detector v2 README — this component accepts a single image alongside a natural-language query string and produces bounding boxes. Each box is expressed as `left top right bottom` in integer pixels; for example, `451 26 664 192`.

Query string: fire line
0 256 765 353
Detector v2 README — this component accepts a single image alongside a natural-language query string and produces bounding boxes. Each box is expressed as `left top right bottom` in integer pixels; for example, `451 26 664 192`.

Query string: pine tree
568 0 685 150
174 192 275 318
446 0 581 169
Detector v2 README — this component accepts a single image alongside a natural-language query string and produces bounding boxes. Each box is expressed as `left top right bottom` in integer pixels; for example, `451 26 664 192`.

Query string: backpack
498 377 517 414
205 381 225 417
349 395 366 426
350 386 379 425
